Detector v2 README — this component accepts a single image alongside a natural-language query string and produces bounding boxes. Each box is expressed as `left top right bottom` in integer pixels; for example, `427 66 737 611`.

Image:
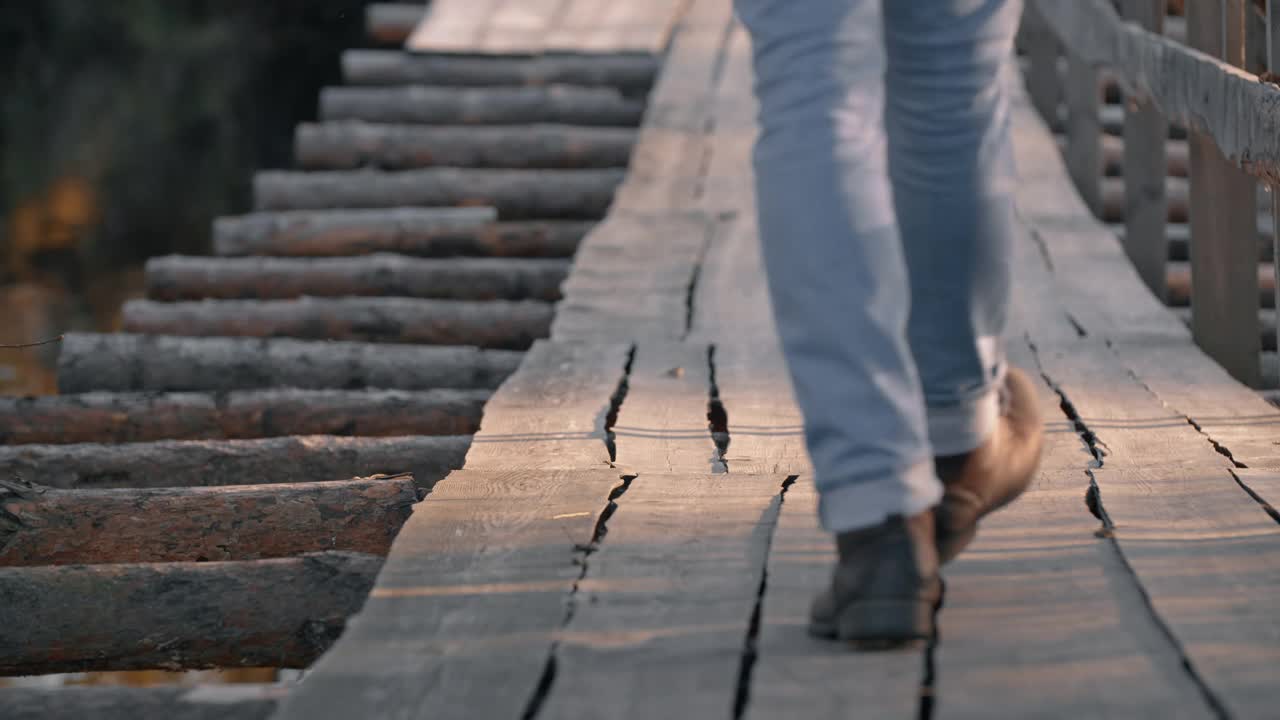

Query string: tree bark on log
0 435 470 490
0 389 488 445
341 50 659 93
122 297 554 349
319 85 645 126
1166 261 1274 308
144 255 569 302
295 123 636 170
0 552 381 675
252 168 624 219
0 685 284 720
365 3 424 44
213 210 589 258
57 333 522 393
0 474 418 565
1101 176 1188 223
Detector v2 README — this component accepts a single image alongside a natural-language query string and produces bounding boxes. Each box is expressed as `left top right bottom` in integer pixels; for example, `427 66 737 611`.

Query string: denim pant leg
735 0 941 533
885 0 1022 456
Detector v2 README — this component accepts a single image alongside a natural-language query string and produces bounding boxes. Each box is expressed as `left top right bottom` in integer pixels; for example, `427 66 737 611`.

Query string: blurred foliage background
0 0 379 394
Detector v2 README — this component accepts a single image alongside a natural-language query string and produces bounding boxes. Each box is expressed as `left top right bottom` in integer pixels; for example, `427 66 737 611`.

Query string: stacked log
0 435 470 490
0 389 488 444
295 123 636 170
0 552 381 674
122 297 555 349
144 255 570 302
252 167 625 219
213 209 589 258
57 333 522 393
341 50 659 93
319 85 646 126
0 474 418 565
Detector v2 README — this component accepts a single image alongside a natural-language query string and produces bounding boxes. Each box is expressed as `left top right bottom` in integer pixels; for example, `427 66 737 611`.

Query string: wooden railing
1022 0 1280 387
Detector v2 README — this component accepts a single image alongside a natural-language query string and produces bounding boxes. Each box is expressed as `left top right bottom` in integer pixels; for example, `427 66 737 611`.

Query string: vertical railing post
1120 0 1169 297
1269 0 1280 386
1187 0 1262 385
1023 2 1062 126
1064 37 1102 216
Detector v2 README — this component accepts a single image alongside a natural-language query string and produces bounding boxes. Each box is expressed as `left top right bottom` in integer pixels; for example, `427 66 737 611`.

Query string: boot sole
808 599 935 649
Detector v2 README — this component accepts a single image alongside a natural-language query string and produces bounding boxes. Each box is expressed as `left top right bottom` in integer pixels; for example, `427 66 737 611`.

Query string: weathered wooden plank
1119 0 1168 296
144 254 569 302
122 297 553 350
552 212 712 340
214 211 587 259
744 480 923 720
57 333 521 393
0 685 286 720
611 342 722 474
0 552 380 675
1186 0 1262 386
1030 0 1280 184
272 469 625 720
0 474 417 565
480 0 565 53
1065 50 1103 215
1023 1 1063 122
294 123 636 171
540 472 786 719
0 389 487 445
403 0 497 52
253 168 623 219
319 85 646 127
0 435 469 491
1011 73 1280 718
343 50 659 93
464 340 632 471
934 340 1215 719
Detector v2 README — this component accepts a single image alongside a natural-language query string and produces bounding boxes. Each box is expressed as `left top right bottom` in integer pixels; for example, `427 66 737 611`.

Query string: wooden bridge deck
4 1 1280 718
278 2 1280 719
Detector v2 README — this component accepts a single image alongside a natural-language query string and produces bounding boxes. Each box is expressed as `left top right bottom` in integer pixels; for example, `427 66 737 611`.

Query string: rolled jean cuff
927 386 1000 457
817 459 943 534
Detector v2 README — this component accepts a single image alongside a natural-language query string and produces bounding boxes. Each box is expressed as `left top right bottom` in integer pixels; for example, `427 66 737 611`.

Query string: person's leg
883 0 1022 456
883 0 1042 563
735 0 942 536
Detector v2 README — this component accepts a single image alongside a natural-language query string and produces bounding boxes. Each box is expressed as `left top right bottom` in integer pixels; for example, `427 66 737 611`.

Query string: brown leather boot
933 366 1044 564
809 511 942 648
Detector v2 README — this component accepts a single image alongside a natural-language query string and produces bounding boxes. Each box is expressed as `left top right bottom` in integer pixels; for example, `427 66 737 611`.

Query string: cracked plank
744 479 922 719
1008 75 1280 719
464 340 631 472
539 472 785 718
935 343 1215 719
273 469 626 720
611 341 723 474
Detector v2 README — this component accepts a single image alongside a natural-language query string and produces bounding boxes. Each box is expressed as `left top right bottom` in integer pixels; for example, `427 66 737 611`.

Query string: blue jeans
735 0 1021 532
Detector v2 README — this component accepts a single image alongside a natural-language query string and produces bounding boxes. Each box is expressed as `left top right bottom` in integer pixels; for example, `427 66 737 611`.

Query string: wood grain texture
319 84 646 127
0 474 418 565
611 342 722 474
144 254 569 302
122 297 554 350
295 123 636 171
540 472 786 719
0 389 487 444
0 552 381 675
0 435 469 491
214 211 587 259
57 333 522 393
1010 73 1280 718
745 480 922 720
253 167 624 219
0 685 286 720
273 469 625 720
464 340 632 472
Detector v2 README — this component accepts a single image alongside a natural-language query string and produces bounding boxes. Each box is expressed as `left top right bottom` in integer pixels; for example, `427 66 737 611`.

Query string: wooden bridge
3 1 1280 718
